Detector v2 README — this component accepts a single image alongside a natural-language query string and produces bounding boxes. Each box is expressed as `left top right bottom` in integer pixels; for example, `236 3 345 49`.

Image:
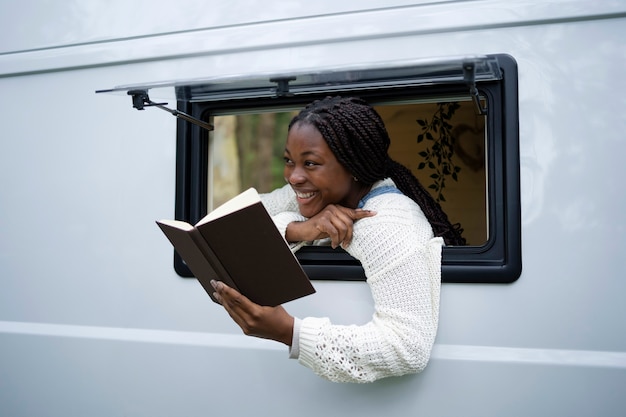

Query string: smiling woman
210 96 448 383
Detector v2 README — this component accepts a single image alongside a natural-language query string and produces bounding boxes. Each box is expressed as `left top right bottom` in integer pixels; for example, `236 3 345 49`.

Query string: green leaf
417 162 426 170
439 193 446 202
418 151 428 158
430 173 439 179
428 184 437 190
416 119 426 127
426 132 434 141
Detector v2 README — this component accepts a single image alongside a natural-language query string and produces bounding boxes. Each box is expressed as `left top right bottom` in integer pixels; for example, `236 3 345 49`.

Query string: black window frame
173 54 521 284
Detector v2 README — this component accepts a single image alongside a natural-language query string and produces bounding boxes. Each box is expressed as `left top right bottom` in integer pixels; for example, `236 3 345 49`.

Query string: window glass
208 110 297 210
207 99 487 246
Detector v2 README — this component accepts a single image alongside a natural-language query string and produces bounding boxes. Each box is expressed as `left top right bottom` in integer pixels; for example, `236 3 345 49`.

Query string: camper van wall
1 1 625 416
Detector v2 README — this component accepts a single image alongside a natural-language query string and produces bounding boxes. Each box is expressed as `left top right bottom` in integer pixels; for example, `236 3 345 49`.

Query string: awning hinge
270 77 296 97
463 61 488 116
127 90 214 131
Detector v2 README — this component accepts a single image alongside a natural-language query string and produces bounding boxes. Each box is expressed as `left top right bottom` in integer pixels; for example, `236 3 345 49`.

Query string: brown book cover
156 188 315 306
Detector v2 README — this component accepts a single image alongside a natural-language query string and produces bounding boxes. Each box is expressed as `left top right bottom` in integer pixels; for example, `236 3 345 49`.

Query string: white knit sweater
261 179 443 383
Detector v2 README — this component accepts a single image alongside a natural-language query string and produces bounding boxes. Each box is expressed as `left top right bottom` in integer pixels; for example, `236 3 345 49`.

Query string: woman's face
284 123 362 218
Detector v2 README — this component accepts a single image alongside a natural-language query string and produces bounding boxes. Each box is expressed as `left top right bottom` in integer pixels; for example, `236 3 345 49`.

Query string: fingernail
210 280 217 289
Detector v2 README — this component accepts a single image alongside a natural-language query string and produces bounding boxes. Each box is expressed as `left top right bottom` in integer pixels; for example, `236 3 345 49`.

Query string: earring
353 176 358 182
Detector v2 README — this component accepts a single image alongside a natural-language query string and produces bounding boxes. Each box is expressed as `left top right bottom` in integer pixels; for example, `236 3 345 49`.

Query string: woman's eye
304 160 318 167
284 157 294 165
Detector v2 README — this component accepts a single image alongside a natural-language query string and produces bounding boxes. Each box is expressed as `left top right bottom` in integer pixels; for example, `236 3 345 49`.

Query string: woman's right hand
285 205 376 249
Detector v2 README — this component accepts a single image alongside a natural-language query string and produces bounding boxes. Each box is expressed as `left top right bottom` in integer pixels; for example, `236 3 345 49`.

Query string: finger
352 208 377 219
316 219 340 248
315 208 355 248
331 215 353 248
313 205 376 248
216 282 250 312
211 280 248 314
328 213 355 248
210 280 224 304
217 288 255 329
314 213 346 248
332 209 376 247
340 209 377 247
337 209 368 244
222 288 264 332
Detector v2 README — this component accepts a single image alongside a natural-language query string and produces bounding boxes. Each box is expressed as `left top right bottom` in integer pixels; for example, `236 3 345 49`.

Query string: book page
197 187 260 225
156 219 194 231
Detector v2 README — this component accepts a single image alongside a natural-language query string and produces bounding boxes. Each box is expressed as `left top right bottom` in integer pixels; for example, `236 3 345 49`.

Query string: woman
211 96 465 383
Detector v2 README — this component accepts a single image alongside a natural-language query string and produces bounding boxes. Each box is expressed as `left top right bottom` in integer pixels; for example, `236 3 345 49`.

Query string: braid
289 96 466 246
386 159 466 246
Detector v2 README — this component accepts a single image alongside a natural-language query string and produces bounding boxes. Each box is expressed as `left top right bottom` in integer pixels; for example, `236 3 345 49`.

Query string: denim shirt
357 185 403 209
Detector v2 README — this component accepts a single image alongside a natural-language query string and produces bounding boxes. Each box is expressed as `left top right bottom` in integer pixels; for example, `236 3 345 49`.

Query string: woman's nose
286 167 306 185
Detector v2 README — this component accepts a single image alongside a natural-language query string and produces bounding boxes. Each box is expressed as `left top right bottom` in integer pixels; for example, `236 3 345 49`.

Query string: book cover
157 188 315 306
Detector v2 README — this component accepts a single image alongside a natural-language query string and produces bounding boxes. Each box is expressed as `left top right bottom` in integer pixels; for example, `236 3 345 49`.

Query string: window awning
96 54 502 129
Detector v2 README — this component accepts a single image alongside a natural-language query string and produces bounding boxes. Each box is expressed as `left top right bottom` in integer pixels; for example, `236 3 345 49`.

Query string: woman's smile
295 190 317 200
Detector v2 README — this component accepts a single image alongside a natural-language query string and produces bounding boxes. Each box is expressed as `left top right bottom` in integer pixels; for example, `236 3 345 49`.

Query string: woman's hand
211 280 294 346
286 205 376 248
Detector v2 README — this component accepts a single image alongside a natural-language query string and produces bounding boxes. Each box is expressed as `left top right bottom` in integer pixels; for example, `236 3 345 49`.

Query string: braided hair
288 96 466 246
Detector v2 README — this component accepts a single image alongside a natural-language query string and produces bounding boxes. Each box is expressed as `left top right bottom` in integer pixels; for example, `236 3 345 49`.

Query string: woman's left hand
210 280 294 346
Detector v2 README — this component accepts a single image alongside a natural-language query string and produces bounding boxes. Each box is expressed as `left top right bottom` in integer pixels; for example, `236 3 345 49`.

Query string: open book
156 188 315 307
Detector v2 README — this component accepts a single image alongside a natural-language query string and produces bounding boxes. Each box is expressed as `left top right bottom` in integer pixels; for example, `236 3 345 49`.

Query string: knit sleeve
260 184 307 242
260 184 299 216
296 194 443 383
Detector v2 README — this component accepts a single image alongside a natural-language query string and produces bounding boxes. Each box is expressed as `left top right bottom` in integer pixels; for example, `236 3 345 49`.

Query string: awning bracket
463 61 488 116
270 77 296 97
127 89 214 131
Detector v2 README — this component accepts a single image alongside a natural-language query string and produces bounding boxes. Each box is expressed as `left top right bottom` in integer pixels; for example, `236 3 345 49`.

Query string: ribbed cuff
288 317 302 359
297 317 329 369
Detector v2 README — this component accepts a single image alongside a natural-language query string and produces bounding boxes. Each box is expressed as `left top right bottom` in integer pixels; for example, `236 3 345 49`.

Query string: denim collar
357 184 402 209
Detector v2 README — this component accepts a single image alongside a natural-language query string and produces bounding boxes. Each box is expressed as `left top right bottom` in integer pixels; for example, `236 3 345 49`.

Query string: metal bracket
463 61 488 116
270 77 297 97
127 90 214 131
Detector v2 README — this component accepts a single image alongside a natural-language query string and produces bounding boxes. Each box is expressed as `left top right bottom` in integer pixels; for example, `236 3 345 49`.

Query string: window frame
173 54 521 284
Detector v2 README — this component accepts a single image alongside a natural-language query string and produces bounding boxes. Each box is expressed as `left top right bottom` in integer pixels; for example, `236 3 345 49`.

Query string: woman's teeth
297 191 315 199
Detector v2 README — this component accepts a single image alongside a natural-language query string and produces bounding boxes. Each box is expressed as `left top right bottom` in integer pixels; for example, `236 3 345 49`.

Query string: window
108 54 521 283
